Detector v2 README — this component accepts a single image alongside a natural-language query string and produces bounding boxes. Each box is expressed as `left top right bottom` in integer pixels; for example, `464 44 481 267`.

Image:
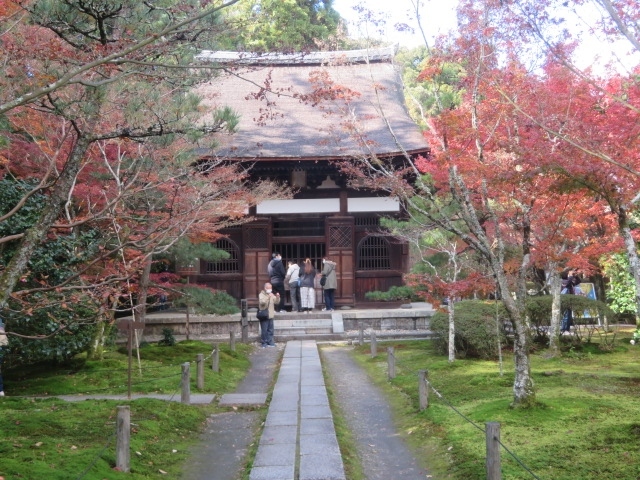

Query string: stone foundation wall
123 308 434 342
341 317 430 331
341 310 432 331
122 313 259 342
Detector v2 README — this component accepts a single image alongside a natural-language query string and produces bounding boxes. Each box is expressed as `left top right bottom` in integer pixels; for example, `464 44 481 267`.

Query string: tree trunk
87 316 113 361
620 222 640 327
447 296 455 363
87 296 118 360
548 266 562 355
446 167 535 407
0 90 101 311
496 269 536 407
134 256 153 326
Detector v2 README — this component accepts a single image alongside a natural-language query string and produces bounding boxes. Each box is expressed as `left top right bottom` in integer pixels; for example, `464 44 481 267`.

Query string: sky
332 0 640 74
332 0 457 49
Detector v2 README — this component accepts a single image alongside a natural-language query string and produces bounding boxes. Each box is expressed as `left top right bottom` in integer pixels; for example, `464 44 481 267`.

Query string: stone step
276 326 334 336
274 312 333 320
274 318 333 328
274 332 347 343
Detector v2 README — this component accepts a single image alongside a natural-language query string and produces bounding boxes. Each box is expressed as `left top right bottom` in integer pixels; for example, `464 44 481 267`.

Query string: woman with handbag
257 283 278 347
299 258 316 313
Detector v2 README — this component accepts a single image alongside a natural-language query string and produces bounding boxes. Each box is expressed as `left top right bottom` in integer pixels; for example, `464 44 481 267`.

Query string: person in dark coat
299 258 317 313
267 252 286 312
560 268 581 333
321 258 337 312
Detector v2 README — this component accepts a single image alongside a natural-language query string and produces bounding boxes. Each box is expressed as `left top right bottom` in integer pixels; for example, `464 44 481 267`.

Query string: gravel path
181 344 282 480
320 345 432 480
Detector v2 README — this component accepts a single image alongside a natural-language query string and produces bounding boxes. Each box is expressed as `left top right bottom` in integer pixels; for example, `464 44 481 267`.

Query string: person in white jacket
286 261 301 313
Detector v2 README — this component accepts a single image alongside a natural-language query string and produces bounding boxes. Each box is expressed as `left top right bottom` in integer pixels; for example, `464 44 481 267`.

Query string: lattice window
358 235 391 270
354 217 380 228
329 225 352 249
206 239 240 274
245 226 268 249
273 219 324 237
272 243 325 266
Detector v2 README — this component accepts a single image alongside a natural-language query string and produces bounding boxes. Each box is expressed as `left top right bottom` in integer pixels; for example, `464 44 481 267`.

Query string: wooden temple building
187 47 429 309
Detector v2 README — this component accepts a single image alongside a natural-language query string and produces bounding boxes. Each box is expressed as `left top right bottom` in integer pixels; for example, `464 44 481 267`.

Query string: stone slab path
250 340 345 480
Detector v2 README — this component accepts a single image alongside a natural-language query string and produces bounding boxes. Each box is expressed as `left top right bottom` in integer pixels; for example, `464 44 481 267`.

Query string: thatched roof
193 48 428 161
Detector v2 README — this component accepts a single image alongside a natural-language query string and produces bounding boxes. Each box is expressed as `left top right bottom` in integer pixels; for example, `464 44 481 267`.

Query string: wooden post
116 406 130 473
485 422 501 480
196 354 204 390
359 326 364 346
212 344 219 373
229 331 236 352
240 299 249 343
387 347 396 380
419 370 429 410
181 362 190 405
370 331 377 358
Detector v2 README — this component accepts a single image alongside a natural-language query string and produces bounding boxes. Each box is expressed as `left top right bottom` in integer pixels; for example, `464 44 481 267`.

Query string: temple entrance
272 241 325 310
271 243 325 268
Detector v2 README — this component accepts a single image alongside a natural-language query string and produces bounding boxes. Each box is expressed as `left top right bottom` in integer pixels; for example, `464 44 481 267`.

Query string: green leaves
219 0 341 52
172 286 239 315
602 253 637 315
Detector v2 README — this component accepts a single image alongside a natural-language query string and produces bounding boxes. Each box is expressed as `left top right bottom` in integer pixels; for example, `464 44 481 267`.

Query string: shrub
525 295 615 342
430 300 508 359
364 285 420 302
158 328 176 346
172 286 239 315
4 297 99 366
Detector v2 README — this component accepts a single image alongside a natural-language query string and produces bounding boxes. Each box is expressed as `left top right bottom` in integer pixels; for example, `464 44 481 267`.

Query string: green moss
0 341 255 479
349 333 640 479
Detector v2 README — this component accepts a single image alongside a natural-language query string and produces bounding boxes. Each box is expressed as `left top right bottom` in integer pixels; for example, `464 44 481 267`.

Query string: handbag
320 275 327 287
256 309 269 321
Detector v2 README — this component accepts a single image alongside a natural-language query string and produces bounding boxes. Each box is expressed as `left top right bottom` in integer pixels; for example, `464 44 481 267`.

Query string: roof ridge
196 46 399 65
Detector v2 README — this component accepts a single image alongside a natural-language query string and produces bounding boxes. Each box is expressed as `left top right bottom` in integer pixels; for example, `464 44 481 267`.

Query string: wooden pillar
212 344 219 373
196 354 204 390
370 331 377 358
485 422 501 480
418 370 429 410
181 362 190 405
241 299 249 343
116 406 130 473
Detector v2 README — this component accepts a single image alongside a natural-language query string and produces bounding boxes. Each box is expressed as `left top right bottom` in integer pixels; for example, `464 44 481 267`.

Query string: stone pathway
250 340 344 480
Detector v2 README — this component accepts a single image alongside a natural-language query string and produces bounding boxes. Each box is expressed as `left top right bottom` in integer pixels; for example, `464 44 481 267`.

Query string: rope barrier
75 419 117 480
382 347 541 480
72 373 185 479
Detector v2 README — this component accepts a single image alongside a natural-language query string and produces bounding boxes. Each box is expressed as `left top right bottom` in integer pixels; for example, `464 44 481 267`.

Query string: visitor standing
267 252 286 312
0 319 8 396
560 268 582 333
299 258 317 313
286 260 302 313
321 257 337 312
258 283 277 347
